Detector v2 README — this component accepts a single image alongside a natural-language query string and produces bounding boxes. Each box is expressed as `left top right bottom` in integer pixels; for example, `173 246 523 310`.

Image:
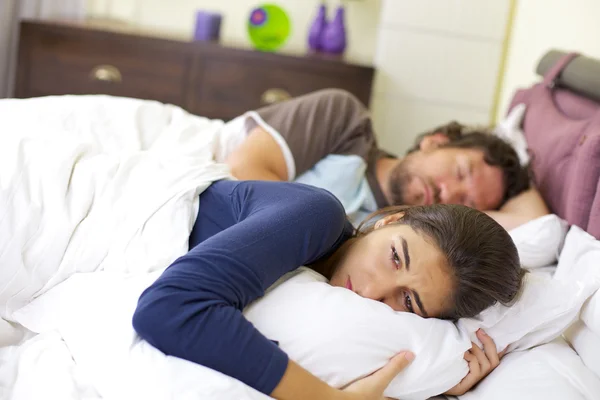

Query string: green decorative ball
248 4 291 52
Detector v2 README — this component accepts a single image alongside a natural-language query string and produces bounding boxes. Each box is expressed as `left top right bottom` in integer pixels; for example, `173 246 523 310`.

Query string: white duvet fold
0 95 231 320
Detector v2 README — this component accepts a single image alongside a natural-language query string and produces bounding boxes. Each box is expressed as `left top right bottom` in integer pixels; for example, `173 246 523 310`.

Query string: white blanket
0 95 230 320
0 95 242 399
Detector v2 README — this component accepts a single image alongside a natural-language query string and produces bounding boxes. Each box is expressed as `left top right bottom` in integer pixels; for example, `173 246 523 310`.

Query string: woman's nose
359 280 396 304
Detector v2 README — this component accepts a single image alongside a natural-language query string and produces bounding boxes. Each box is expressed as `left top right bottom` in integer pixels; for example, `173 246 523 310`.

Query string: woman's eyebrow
401 237 410 271
412 290 428 318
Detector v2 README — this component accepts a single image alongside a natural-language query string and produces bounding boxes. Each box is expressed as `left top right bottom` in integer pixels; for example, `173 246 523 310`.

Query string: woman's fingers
477 329 500 368
446 351 479 396
470 342 491 374
499 346 509 359
446 334 504 397
372 351 415 392
464 350 481 376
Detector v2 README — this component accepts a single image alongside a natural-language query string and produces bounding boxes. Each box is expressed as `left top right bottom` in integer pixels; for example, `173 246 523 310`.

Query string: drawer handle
90 65 122 83
261 88 292 105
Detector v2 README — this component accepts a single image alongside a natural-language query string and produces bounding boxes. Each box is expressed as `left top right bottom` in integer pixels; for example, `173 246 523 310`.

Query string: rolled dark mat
537 49 600 102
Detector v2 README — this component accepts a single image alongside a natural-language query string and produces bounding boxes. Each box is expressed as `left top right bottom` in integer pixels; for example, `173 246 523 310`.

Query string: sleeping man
217 89 549 229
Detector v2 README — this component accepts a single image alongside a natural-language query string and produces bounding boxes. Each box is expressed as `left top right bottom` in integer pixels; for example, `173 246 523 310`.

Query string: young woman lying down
132 179 524 400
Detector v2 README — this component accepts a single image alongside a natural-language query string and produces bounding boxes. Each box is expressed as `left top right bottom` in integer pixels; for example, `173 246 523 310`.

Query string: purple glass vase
320 5 347 55
308 4 327 52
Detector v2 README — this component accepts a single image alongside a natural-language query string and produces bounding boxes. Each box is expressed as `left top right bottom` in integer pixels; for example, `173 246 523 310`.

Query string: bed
0 51 599 400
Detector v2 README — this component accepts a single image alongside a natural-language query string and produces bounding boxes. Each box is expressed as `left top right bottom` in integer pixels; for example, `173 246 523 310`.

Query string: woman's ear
419 132 450 152
374 212 405 230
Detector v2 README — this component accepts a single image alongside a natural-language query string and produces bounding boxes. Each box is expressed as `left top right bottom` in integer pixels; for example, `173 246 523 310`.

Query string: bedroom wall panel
371 0 510 156
371 94 491 156
380 0 510 41
373 30 502 110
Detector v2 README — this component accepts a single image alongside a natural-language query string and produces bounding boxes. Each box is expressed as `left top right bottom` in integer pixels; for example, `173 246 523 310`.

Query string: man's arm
226 126 289 181
486 187 550 231
226 89 376 183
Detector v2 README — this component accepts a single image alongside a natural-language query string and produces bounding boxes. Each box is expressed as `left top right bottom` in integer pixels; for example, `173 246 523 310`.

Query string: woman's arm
132 181 355 396
273 352 415 400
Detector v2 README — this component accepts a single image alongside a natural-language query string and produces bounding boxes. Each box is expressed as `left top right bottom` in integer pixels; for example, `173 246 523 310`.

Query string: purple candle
193 10 222 42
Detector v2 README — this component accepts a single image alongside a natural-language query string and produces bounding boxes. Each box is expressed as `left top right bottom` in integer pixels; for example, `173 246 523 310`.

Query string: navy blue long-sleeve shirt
132 180 354 395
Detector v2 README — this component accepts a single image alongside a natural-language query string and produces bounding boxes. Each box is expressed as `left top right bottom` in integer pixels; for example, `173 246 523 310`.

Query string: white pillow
508 214 568 269
581 288 600 337
564 320 600 379
457 270 594 353
493 103 530 166
245 269 470 399
461 225 600 353
458 338 600 400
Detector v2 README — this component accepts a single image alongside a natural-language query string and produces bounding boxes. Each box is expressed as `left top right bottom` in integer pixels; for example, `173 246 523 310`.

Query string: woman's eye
391 246 401 268
404 293 414 313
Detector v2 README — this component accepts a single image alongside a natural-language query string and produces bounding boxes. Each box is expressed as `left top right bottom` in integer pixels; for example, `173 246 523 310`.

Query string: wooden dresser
15 19 375 120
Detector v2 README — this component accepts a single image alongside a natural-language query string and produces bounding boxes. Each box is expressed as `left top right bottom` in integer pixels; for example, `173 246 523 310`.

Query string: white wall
497 0 600 121
86 0 515 156
86 0 381 64
371 0 511 155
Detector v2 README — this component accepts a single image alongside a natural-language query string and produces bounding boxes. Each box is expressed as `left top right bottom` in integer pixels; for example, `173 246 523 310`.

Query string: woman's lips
345 276 353 291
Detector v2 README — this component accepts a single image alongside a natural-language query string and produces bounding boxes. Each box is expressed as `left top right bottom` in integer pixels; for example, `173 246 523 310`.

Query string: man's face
388 144 505 211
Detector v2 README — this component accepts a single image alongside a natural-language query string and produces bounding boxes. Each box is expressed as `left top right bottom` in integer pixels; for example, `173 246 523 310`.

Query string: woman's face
329 217 454 318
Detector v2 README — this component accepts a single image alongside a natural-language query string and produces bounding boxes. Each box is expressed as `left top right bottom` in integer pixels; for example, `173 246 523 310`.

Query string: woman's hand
342 351 415 400
445 329 506 396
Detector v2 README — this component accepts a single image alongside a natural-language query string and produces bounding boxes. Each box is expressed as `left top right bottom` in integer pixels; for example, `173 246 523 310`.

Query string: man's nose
439 182 462 204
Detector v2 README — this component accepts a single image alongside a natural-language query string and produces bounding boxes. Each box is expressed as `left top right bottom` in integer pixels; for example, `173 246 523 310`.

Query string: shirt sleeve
247 89 379 179
132 180 353 395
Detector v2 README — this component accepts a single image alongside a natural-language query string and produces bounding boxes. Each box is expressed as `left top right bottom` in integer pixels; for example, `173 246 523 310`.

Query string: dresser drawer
16 20 375 121
18 26 193 107
192 51 374 120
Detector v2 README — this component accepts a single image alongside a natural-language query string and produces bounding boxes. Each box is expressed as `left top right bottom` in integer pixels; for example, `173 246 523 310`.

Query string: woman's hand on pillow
445 329 505 396
342 351 415 400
